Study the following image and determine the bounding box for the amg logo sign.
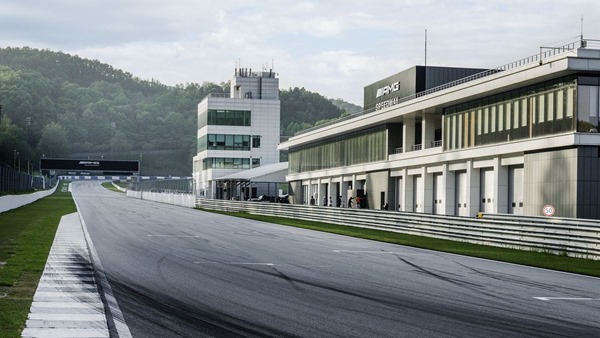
[79,161,100,166]
[375,81,400,98]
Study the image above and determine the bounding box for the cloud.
[1,0,599,105]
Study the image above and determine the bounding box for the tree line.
[0,47,361,175]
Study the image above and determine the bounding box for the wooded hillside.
[0,47,361,175]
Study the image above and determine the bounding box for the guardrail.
[0,166,51,193]
[0,183,58,213]
[196,199,600,260]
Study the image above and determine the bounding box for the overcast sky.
[1,1,598,106]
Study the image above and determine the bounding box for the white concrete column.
[318,178,326,205]
[423,113,436,149]
[326,177,333,206]
[404,171,414,212]
[495,157,509,214]
[397,169,406,211]
[444,164,456,215]
[339,175,345,207]
[403,116,416,152]
[423,167,434,214]
[467,160,480,217]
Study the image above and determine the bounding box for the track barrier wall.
[196,199,600,260]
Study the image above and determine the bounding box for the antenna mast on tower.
[424,29,428,67]
[581,15,584,40]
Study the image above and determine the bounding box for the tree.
[0,115,27,166]
[37,122,69,158]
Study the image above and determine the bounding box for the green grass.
[101,181,125,193]
[198,208,600,278]
[0,182,76,338]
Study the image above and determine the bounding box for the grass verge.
[0,181,76,338]
[198,208,600,278]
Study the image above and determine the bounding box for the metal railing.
[196,199,600,260]
[0,166,52,193]
[431,140,442,148]
[206,93,230,98]
[295,38,587,137]
[411,144,422,151]
[129,178,194,194]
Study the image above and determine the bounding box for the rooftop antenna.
[424,29,428,88]
[580,15,587,48]
[424,29,428,67]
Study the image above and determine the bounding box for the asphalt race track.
[71,181,600,337]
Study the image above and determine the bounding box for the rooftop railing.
[295,38,590,136]
[205,92,230,98]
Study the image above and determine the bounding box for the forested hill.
[0,47,362,175]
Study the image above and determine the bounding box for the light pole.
[25,116,31,147]
[138,153,142,182]
[111,122,116,159]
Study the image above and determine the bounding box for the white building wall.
[193,73,281,198]
[280,46,600,218]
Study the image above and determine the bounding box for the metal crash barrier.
[196,199,600,260]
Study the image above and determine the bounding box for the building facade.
[193,68,280,199]
[279,39,600,219]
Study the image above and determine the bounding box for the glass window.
[207,110,251,126]
[567,87,574,118]
[521,98,528,127]
[483,108,489,134]
[234,135,243,149]
[242,135,250,150]
[513,100,520,129]
[538,94,545,123]
[225,135,234,150]
[252,135,261,148]
[198,135,207,152]
[198,111,207,129]
[216,134,225,149]
[205,134,251,151]
[289,125,386,173]
[233,158,242,169]
[442,77,577,150]
[477,109,482,135]
[498,104,504,131]
[556,90,564,119]
[577,85,600,131]
[457,114,463,149]
[505,102,512,130]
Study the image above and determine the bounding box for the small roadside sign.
[542,205,555,217]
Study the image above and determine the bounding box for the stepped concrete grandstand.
[279,37,600,219]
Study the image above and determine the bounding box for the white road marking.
[147,234,200,238]
[534,297,598,301]
[194,261,274,266]
[77,203,133,338]
[22,212,110,338]
[333,250,395,254]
